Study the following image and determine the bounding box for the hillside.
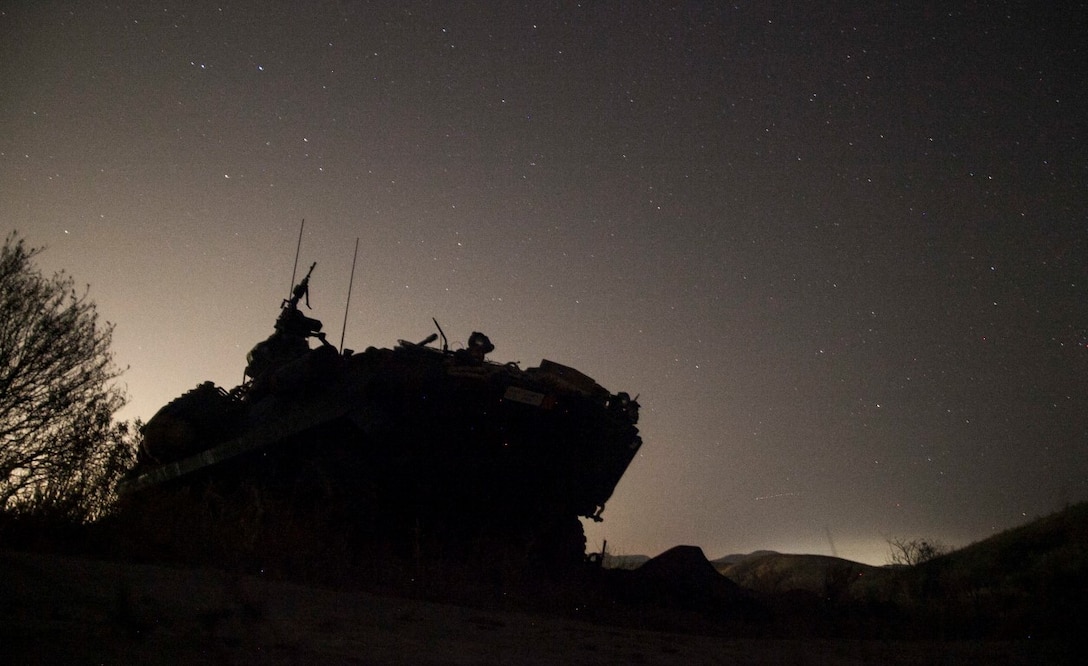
[1,503,1084,661]
[714,552,884,599]
[0,548,1062,665]
[607,503,1088,646]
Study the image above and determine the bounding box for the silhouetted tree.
[886,537,948,566]
[0,232,133,522]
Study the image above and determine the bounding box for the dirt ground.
[0,550,1063,665]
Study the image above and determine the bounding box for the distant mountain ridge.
[604,549,784,570]
[602,501,1088,611]
[710,550,781,567]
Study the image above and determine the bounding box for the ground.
[0,550,1063,665]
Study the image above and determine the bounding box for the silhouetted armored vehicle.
[120,262,642,574]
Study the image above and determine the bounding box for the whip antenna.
[287,218,305,298]
[339,237,360,353]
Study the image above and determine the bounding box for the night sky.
[3,2,1086,564]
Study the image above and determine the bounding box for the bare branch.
[886,536,949,566]
[0,231,134,521]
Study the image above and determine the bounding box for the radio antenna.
[339,237,360,353]
[432,317,449,352]
[288,218,305,297]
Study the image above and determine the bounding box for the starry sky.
[3,2,1086,565]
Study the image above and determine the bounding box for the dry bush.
[886,537,948,567]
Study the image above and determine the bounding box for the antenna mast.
[288,218,305,297]
[339,237,360,353]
